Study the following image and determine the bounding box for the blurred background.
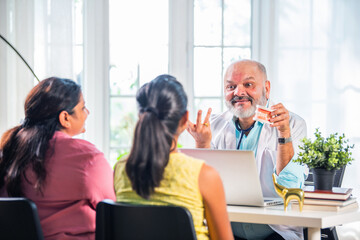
[1,1,360,238]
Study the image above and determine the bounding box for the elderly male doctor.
[188,59,307,240]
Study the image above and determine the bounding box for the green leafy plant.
[294,128,354,170]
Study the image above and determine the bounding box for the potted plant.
[294,128,354,190]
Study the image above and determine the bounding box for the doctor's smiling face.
[224,60,270,119]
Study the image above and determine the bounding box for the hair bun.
[143,107,159,118]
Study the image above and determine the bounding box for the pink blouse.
[22,131,116,240]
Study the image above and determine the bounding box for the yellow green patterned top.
[114,152,209,240]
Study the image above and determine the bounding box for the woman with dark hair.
[114,75,233,240]
[0,77,115,240]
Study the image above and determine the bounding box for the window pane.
[194,98,223,115]
[224,0,251,46]
[109,0,168,95]
[138,45,168,87]
[109,62,139,96]
[194,47,222,97]
[110,97,137,148]
[194,0,222,46]
[223,47,251,72]
[109,0,169,153]
[109,148,129,169]
[193,0,252,104]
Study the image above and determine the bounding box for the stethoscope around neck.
[235,119,255,150]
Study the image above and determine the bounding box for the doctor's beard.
[225,88,267,119]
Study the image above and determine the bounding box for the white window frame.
[169,0,257,119]
[0,0,268,159]
[82,0,110,157]
[168,0,195,118]
[92,0,259,156]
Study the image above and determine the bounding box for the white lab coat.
[210,107,307,240]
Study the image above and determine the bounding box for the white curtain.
[0,0,108,154]
[263,0,360,195]
[0,0,35,135]
[33,0,74,80]
[0,0,74,134]
[256,0,360,237]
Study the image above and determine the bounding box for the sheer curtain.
[0,0,109,154]
[0,0,78,134]
[33,0,76,80]
[256,0,360,237]
[0,0,35,135]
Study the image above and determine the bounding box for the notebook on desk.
[178,148,283,207]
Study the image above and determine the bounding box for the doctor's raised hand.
[269,103,294,174]
[269,103,291,136]
[187,108,212,148]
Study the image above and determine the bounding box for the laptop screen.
[178,148,282,206]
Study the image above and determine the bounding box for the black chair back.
[96,199,197,240]
[0,197,44,240]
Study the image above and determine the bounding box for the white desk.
[227,204,360,240]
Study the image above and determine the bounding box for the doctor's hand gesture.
[187,108,212,148]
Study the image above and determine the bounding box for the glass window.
[194,0,222,46]
[107,0,251,155]
[193,0,252,116]
[193,47,222,97]
[109,0,169,162]
[223,0,251,46]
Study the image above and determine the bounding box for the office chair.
[96,199,197,240]
[303,167,346,240]
[0,197,44,240]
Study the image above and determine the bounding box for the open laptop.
[178,148,283,207]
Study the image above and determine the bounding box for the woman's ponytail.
[126,75,187,199]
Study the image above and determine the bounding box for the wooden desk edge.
[227,205,360,228]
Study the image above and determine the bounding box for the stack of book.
[292,186,358,211]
